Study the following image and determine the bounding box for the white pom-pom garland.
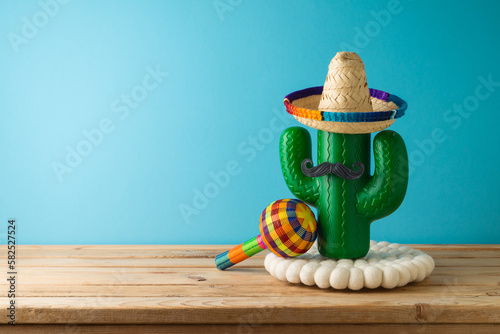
[265,241,435,290]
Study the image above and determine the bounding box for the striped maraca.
[215,199,317,270]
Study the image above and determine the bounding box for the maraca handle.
[215,235,266,270]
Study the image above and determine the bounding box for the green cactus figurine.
[280,52,409,259]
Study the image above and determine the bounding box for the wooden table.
[0,245,499,333]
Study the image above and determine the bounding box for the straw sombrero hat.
[284,52,407,134]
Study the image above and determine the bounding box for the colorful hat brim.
[284,87,407,123]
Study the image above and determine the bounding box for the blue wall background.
[1,0,499,245]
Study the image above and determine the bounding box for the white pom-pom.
[393,263,411,287]
[363,265,382,289]
[354,259,368,267]
[286,259,307,283]
[348,267,364,290]
[300,253,314,260]
[300,262,321,286]
[336,264,354,271]
[311,254,324,261]
[320,259,337,268]
[264,241,435,290]
[269,257,283,277]
[314,265,334,289]
[381,247,393,254]
[275,260,292,281]
[400,260,418,282]
[412,259,428,282]
[264,253,274,272]
[415,255,435,276]
[428,256,435,272]
[381,266,399,289]
[330,267,350,289]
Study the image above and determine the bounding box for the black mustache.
[301,159,364,180]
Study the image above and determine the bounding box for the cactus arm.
[356,130,408,222]
[279,127,320,206]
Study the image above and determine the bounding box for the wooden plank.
[419,275,500,286]
[3,266,499,283]
[433,258,500,266]
[0,244,498,326]
[6,248,499,260]
[7,256,500,268]
[424,250,500,258]
[14,245,231,250]
[410,245,500,251]
[4,257,264,268]
[2,249,230,259]
[14,247,500,262]
[1,274,498,290]
[432,267,500,274]
[0,324,498,334]
[1,296,498,324]
[6,274,500,289]
[11,284,500,298]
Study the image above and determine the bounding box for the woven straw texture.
[318,52,372,113]
[264,241,435,290]
[294,52,396,133]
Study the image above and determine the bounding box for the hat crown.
[318,52,373,113]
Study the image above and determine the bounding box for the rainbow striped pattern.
[283,86,407,123]
[215,199,318,270]
[215,235,266,271]
[259,199,317,257]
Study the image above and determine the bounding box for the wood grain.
[5,256,500,267]
[0,245,498,329]
[0,324,499,334]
